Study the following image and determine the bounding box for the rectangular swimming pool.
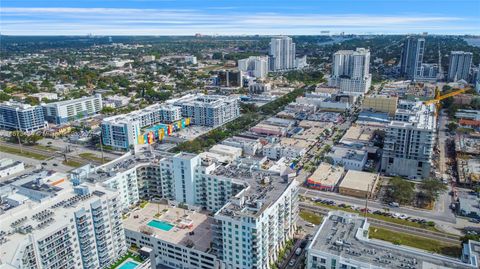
[147,219,174,231]
[118,261,139,269]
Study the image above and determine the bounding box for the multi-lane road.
[299,203,461,244]
[300,187,456,224]
[0,140,108,168]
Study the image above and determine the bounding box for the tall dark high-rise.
[400,36,425,80]
[448,51,473,82]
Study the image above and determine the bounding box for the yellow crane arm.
[423,88,467,105]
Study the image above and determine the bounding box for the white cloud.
[0,7,477,35]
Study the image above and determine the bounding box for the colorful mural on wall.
[137,118,190,145]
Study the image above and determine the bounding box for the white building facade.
[381,102,436,180]
[0,183,126,269]
[328,48,372,95]
[238,56,269,78]
[42,94,103,125]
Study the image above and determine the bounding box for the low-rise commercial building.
[251,123,288,137]
[209,144,243,161]
[339,125,377,148]
[455,109,480,121]
[30,92,59,101]
[103,95,130,108]
[362,94,398,116]
[338,170,378,198]
[306,163,344,191]
[306,211,480,269]
[222,136,262,156]
[326,146,368,171]
[263,138,311,160]
[0,158,24,178]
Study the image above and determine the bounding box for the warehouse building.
[338,170,379,198]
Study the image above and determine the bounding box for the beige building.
[339,170,379,198]
[363,95,398,116]
[306,163,345,191]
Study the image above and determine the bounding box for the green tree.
[446,122,458,133]
[418,178,448,206]
[101,106,116,115]
[385,177,415,205]
[25,134,42,145]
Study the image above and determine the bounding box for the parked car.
[469,218,480,224]
[389,202,400,207]
[289,259,296,267]
[295,247,302,256]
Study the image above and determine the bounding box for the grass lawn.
[299,210,323,225]
[108,252,143,269]
[313,202,440,232]
[139,201,149,208]
[62,160,83,168]
[369,227,461,257]
[0,145,49,160]
[78,152,109,163]
[34,145,58,152]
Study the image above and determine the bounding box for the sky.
[1,0,480,36]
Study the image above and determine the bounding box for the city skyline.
[1,0,480,35]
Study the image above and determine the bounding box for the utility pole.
[99,133,105,164]
[16,132,23,154]
[364,184,370,219]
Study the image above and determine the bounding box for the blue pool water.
[147,219,174,231]
[118,261,139,269]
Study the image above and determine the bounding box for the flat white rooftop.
[123,203,214,252]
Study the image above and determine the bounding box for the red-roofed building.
[459,119,480,130]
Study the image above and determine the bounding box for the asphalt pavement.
[300,187,457,223]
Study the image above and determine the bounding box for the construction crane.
[423,87,468,115]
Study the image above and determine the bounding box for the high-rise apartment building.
[0,173,125,268]
[42,94,103,125]
[101,104,181,149]
[0,101,47,132]
[101,94,239,150]
[306,211,480,269]
[217,70,244,87]
[269,36,296,71]
[400,36,425,80]
[75,149,299,269]
[381,101,436,180]
[238,56,269,78]
[328,48,372,94]
[171,94,240,127]
[448,51,473,82]
[418,63,439,82]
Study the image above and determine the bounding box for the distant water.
[318,37,353,46]
[464,38,480,47]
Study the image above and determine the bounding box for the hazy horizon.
[1,0,479,36]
